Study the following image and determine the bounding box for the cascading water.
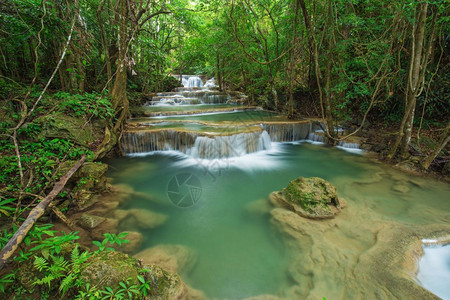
[185,76,204,88]
[121,129,272,159]
[150,75,232,106]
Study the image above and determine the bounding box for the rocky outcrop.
[35,113,102,147]
[58,161,109,211]
[270,177,344,219]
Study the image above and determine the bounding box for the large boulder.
[270,177,343,219]
[79,251,140,290]
[35,112,101,146]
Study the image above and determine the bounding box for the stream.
[106,76,450,299]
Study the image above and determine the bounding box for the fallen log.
[0,155,87,271]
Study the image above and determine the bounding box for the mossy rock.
[35,112,100,146]
[270,177,343,219]
[146,265,188,300]
[79,251,140,290]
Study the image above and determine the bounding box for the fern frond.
[33,256,48,272]
[60,273,75,295]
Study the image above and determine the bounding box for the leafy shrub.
[54,92,114,120]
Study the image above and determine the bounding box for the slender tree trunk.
[388,3,428,159]
[111,0,129,133]
[97,0,112,90]
[216,53,223,91]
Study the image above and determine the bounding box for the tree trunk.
[0,155,86,271]
[421,122,450,170]
[388,2,428,159]
[111,0,129,133]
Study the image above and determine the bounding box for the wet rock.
[112,209,130,221]
[392,183,410,194]
[120,209,168,230]
[74,191,98,211]
[117,231,143,254]
[245,198,272,215]
[134,244,196,274]
[78,213,106,229]
[146,265,206,300]
[80,251,140,290]
[270,177,343,219]
[91,218,119,241]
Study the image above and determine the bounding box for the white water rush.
[417,243,450,300]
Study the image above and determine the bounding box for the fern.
[33,256,48,272]
[60,273,75,296]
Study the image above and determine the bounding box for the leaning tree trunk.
[421,122,450,170]
[388,2,428,160]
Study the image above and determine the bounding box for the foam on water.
[336,146,364,154]
[417,244,450,300]
[126,142,285,171]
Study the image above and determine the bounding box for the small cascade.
[121,130,198,154]
[338,141,360,149]
[308,132,325,143]
[121,129,272,159]
[204,77,216,87]
[150,76,231,106]
[264,123,314,142]
[185,76,204,87]
[188,131,271,159]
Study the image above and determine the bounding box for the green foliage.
[92,232,130,252]
[0,227,149,299]
[54,92,114,120]
[0,197,16,216]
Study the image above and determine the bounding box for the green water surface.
[106,143,450,299]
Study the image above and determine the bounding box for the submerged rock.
[91,218,119,241]
[117,231,143,254]
[78,213,106,229]
[120,208,168,230]
[270,177,343,219]
[134,244,196,274]
[245,198,272,215]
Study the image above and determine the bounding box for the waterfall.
[308,132,325,143]
[122,130,272,159]
[204,77,216,87]
[149,90,230,106]
[185,76,204,87]
[338,141,360,149]
[264,123,316,142]
[121,130,197,154]
[188,131,271,159]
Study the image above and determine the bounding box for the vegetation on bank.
[0,0,449,298]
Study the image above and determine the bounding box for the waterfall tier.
[122,121,320,158]
[121,129,272,159]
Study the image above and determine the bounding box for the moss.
[35,112,101,146]
[80,251,140,290]
[272,176,342,219]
